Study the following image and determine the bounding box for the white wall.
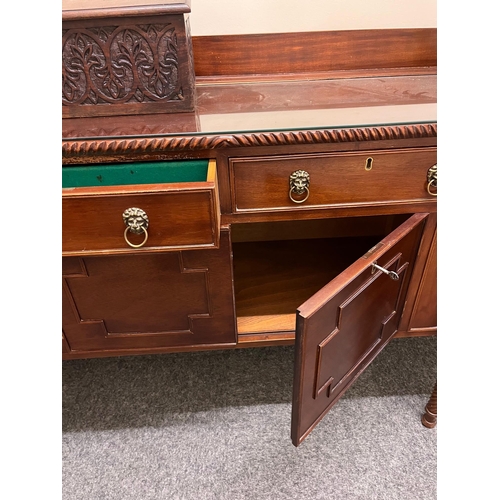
[189,0,437,36]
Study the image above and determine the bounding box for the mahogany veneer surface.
[407,226,437,332]
[192,29,436,77]
[61,24,437,445]
[233,236,381,318]
[62,160,220,255]
[63,227,236,356]
[62,74,436,138]
[231,148,437,213]
[291,214,427,445]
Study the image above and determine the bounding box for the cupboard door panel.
[291,213,427,446]
[407,229,437,333]
[62,228,236,358]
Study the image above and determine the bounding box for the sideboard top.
[62,73,437,140]
[62,73,436,159]
[61,19,436,157]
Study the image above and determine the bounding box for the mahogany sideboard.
[62,18,437,445]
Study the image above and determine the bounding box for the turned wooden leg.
[421,382,437,428]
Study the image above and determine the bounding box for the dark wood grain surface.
[407,224,437,333]
[291,213,427,445]
[397,213,437,336]
[62,160,219,255]
[61,26,437,368]
[63,74,436,139]
[230,148,437,213]
[193,29,436,77]
[63,227,236,357]
[233,236,381,318]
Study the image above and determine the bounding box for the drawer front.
[62,160,220,255]
[230,148,437,212]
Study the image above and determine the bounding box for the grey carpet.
[62,336,437,500]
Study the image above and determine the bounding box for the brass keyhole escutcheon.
[427,164,437,196]
[365,157,374,171]
[122,207,149,248]
[289,170,310,204]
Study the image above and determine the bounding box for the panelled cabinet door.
[291,213,428,446]
[407,227,437,334]
[62,228,236,358]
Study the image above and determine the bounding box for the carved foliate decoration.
[62,24,183,107]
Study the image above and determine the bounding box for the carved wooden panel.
[291,214,427,446]
[62,228,236,357]
[62,14,195,118]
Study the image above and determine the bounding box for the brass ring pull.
[289,170,310,204]
[289,186,310,204]
[427,180,437,197]
[427,164,437,197]
[122,207,149,249]
[123,226,149,248]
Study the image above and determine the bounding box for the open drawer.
[231,213,429,445]
[62,159,220,255]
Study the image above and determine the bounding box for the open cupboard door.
[291,213,428,446]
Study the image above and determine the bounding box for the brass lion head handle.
[289,170,310,204]
[122,207,149,248]
[427,165,437,196]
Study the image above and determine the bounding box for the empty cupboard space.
[232,214,411,336]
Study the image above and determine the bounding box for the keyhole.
[365,157,374,171]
